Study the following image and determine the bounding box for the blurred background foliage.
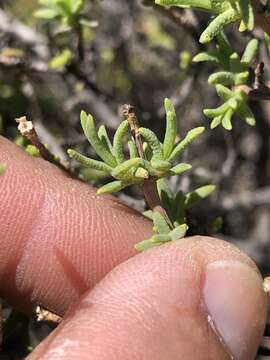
[0,0,270,358]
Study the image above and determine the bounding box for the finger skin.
[28,237,267,360]
[0,136,152,315]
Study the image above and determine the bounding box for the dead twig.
[15,116,68,172]
[36,306,62,324]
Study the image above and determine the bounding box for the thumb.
[27,237,267,360]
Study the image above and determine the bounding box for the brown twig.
[15,116,68,172]
[235,62,270,101]
[122,104,144,158]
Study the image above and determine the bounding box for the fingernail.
[203,260,267,360]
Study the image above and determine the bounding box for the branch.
[251,0,270,38]
[15,116,68,172]
[122,105,173,226]
[237,63,270,101]
[221,186,270,210]
[153,5,201,40]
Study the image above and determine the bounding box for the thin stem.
[16,116,68,172]
[76,24,84,62]
[251,0,270,37]
[122,105,173,226]
[235,63,270,100]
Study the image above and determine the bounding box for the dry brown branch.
[15,116,69,172]
[36,306,62,324]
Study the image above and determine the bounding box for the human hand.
[0,136,267,359]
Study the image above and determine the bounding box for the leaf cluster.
[34,0,94,29]
[193,33,258,130]
[154,0,255,43]
[136,181,215,250]
[68,99,205,195]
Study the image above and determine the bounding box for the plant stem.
[76,24,84,62]
[251,0,270,37]
[15,116,68,172]
[123,105,173,226]
[236,63,270,100]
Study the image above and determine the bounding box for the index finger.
[0,136,152,315]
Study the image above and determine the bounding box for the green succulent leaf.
[169,163,192,175]
[208,71,249,86]
[199,9,239,44]
[153,212,171,234]
[169,127,205,161]
[192,51,220,63]
[238,0,254,31]
[98,125,114,154]
[26,145,40,157]
[134,238,157,251]
[67,149,112,174]
[72,0,84,14]
[216,31,233,57]
[143,210,154,221]
[152,234,172,242]
[215,84,234,100]
[135,167,149,179]
[237,103,256,126]
[113,120,129,164]
[204,102,230,117]
[229,53,243,73]
[185,185,216,209]
[128,140,139,159]
[34,8,59,19]
[97,180,129,195]
[151,159,171,172]
[154,0,213,11]
[80,111,117,167]
[221,108,233,130]
[210,116,222,129]
[172,190,186,224]
[169,224,188,240]
[163,98,177,159]
[111,158,142,180]
[159,191,174,221]
[241,39,259,66]
[139,127,163,160]
[49,48,73,69]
